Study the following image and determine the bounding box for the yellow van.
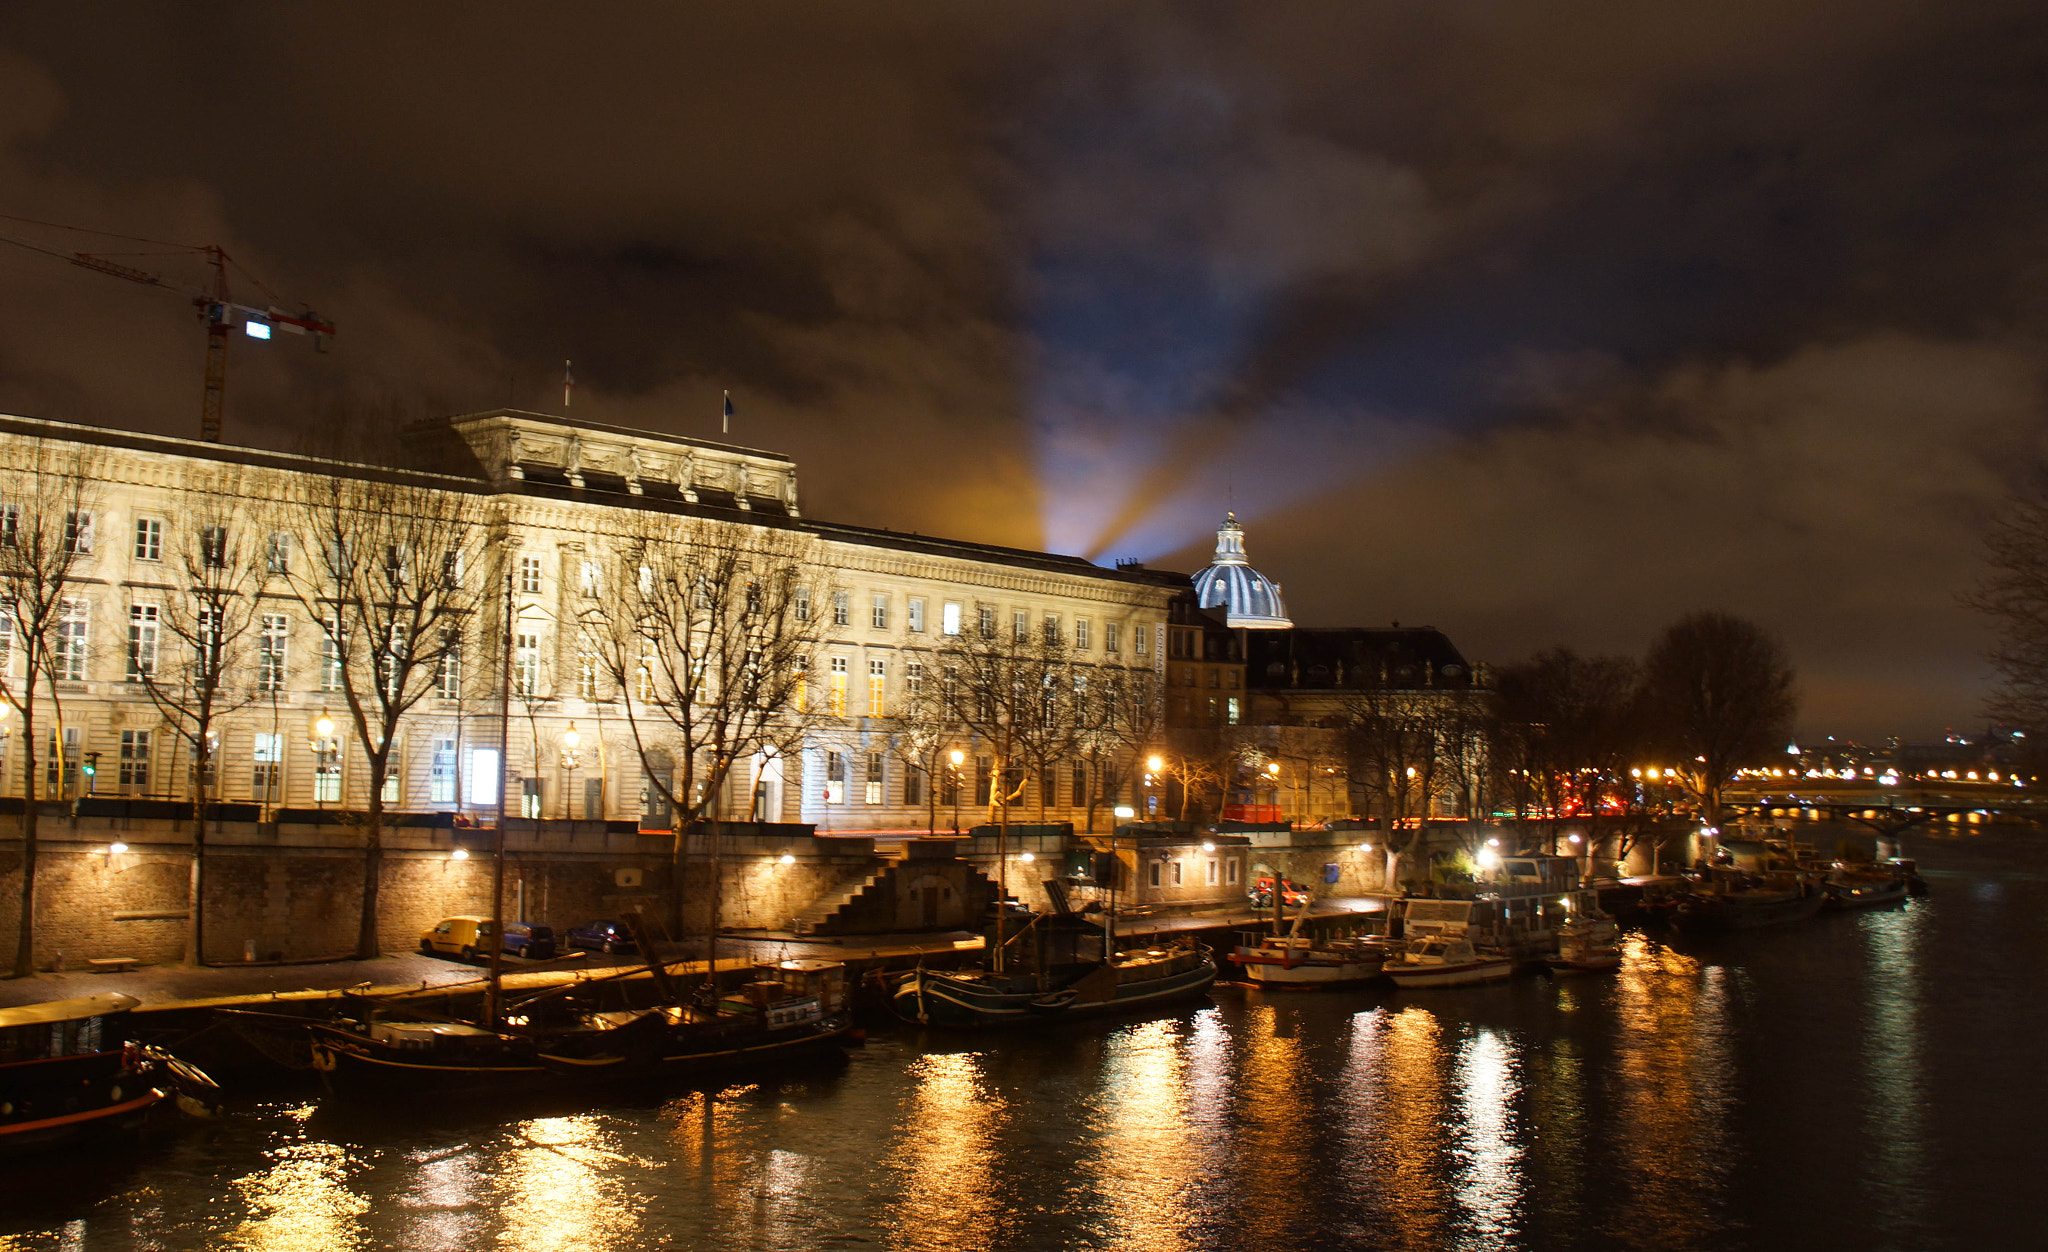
[419,916,494,962]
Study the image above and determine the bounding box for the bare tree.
[132,470,273,964]
[886,650,955,834]
[937,619,1080,970]
[581,517,823,943]
[1076,660,1164,833]
[1973,476,2048,732]
[1340,686,1450,887]
[284,466,483,960]
[1491,648,1643,853]
[0,440,101,978]
[1639,611,1797,834]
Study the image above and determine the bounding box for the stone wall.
[0,814,881,969]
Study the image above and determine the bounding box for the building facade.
[0,410,1178,834]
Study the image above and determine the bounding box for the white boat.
[1546,917,1622,974]
[1229,935,1392,989]
[1385,938,1514,988]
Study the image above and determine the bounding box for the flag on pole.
[564,360,575,410]
[722,389,733,435]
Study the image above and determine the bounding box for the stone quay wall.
[0,812,881,969]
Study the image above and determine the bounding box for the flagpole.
[722,389,731,436]
[564,360,574,410]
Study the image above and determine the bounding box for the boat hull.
[1824,880,1909,909]
[1675,888,1828,932]
[1229,945,1387,989]
[1385,958,1515,989]
[892,956,1216,1029]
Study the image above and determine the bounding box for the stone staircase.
[790,840,1003,936]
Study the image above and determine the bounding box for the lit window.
[828,657,848,715]
[869,659,886,716]
[468,748,500,806]
[865,752,883,804]
[1227,697,1240,725]
[314,739,343,804]
[942,602,961,636]
[908,598,925,632]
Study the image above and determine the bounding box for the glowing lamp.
[1358,842,1372,853]
[451,847,469,861]
[1266,763,1279,777]
[1476,849,1500,869]
[1147,755,1164,773]
[949,748,965,766]
[314,712,335,739]
[1568,834,1583,844]
[779,853,795,865]
[1486,837,1500,848]
[1020,851,1035,863]
[108,842,128,855]
[1201,841,1216,852]
[1113,805,1135,819]
[562,723,581,750]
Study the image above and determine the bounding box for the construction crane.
[0,213,336,442]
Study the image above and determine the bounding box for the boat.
[891,942,1216,1028]
[1384,937,1515,988]
[1546,915,1623,974]
[1,992,219,1151]
[301,956,852,1098]
[1823,863,1910,909]
[1229,933,1392,989]
[1673,870,1828,931]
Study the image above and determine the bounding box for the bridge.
[1724,778,2047,837]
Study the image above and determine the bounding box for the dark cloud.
[1,2,2045,737]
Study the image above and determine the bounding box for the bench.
[87,956,139,973]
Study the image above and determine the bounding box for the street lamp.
[559,722,582,820]
[1146,754,1164,819]
[312,710,337,810]
[949,748,965,834]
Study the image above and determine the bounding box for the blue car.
[501,922,556,960]
[566,920,636,955]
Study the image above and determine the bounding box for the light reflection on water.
[3,831,2040,1251]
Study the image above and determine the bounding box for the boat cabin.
[720,958,848,1027]
[0,993,138,1066]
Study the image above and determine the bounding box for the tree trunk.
[10,716,37,979]
[187,730,208,966]
[356,781,385,961]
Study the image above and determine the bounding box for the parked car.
[1249,877,1312,910]
[566,919,637,955]
[501,922,556,960]
[419,916,493,962]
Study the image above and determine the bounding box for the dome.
[1192,513,1292,629]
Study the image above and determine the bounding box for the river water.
[2,824,2041,1251]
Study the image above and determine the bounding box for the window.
[908,598,925,632]
[1075,619,1090,650]
[55,599,88,681]
[46,727,79,795]
[1227,697,1240,725]
[1208,668,1220,688]
[437,633,462,699]
[1206,859,1219,886]
[320,617,343,692]
[127,604,159,681]
[579,560,600,597]
[382,760,402,804]
[314,739,342,803]
[514,633,541,697]
[1135,625,1150,656]
[1228,858,1240,885]
[940,765,960,806]
[904,767,925,806]
[1172,861,1184,886]
[262,532,290,577]
[63,510,92,556]
[576,648,599,700]
[1105,623,1120,654]
[201,525,228,570]
[905,660,925,692]
[379,625,408,699]
[635,651,656,702]
[975,755,992,806]
[868,659,886,716]
[942,602,961,636]
[429,738,457,804]
[824,751,845,804]
[795,586,811,622]
[119,730,150,790]
[468,748,500,806]
[133,518,163,562]
[1071,762,1087,806]
[1149,861,1161,888]
[0,611,14,678]
[832,591,850,627]
[518,555,542,593]
[978,606,996,638]
[1012,610,1029,643]
[0,502,17,547]
[253,732,282,799]
[871,593,889,630]
[865,752,884,804]
[1043,616,1060,646]
[827,657,848,715]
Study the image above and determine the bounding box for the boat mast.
[484,567,514,1028]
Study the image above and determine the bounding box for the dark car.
[566,920,637,955]
[501,922,556,960]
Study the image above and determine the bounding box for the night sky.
[3,3,2045,741]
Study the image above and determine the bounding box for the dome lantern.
[1192,512,1291,629]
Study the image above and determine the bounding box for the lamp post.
[949,748,965,835]
[1266,760,1281,822]
[559,722,582,820]
[1146,754,1164,820]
